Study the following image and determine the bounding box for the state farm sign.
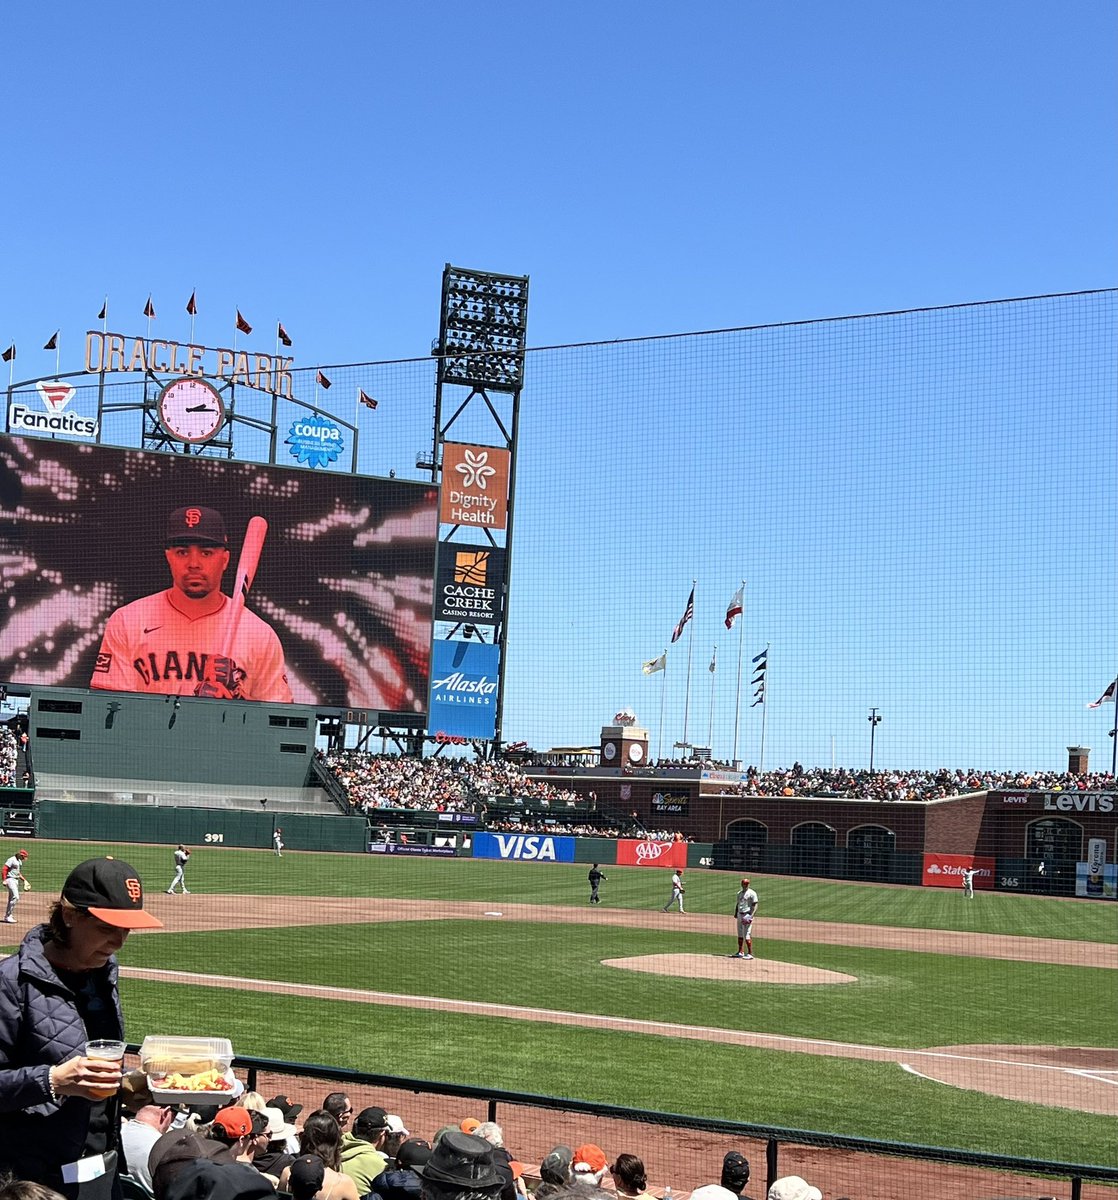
[923,853,996,889]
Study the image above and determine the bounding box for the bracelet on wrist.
[48,1066,61,1104]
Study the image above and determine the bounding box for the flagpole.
[189,289,196,345]
[101,298,108,335]
[658,650,667,763]
[732,580,744,767]
[54,335,60,379]
[759,641,770,773]
[707,647,716,752]
[681,579,696,751]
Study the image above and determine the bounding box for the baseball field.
[3,839,1116,1177]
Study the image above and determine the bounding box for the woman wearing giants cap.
[0,856,163,1199]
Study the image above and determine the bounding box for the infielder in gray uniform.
[3,849,29,923]
[661,868,686,913]
[167,844,191,894]
[732,876,758,958]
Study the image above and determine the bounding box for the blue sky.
[1,3,1115,772]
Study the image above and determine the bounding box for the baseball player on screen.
[90,506,293,703]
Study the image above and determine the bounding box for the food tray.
[148,1069,243,1106]
[139,1035,233,1076]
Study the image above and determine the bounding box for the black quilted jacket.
[0,923,124,1188]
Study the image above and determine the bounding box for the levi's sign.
[1043,793,1114,813]
[472,832,575,862]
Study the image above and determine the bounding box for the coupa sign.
[472,832,575,862]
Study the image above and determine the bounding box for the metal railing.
[217,1051,1118,1200]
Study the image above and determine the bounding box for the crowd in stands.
[0,729,17,788]
[734,764,1116,801]
[56,1077,835,1200]
[324,750,1115,835]
[325,752,583,814]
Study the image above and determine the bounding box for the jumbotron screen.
[0,436,438,711]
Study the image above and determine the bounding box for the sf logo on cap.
[184,508,203,528]
[126,878,143,902]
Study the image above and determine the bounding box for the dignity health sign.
[428,639,500,739]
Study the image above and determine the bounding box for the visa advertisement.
[427,640,500,739]
[616,839,688,869]
[472,832,576,862]
[922,853,996,889]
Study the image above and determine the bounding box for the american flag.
[671,586,694,644]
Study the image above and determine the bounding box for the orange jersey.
[91,588,292,702]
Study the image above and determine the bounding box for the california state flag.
[725,584,744,630]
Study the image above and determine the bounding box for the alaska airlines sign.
[85,330,295,397]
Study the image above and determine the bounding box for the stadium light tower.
[868,707,882,773]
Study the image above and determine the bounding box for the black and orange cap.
[62,857,163,929]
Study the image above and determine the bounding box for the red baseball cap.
[211,1107,253,1139]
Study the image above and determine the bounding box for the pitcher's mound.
[603,953,857,984]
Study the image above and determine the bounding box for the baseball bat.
[219,516,268,662]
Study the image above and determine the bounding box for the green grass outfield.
[3,839,1116,1167]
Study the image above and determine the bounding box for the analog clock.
[157,378,226,443]
[602,742,617,761]
[627,742,645,763]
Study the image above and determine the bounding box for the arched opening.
[847,824,895,882]
[791,821,838,878]
[724,818,768,872]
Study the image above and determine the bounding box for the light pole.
[868,707,882,773]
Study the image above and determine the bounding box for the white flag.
[1087,678,1117,708]
[642,654,666,675]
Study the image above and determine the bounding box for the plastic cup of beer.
[85,1039,126,1099]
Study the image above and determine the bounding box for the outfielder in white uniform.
[3,849,29,923]
[90,506,292,703]
[661,868,686,913]
[167,845,191,894]
[273,827,284,857]
[733,877,758,958]
[961,867,976,899]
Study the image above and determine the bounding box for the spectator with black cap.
[0,856,162,1199]
[147,1129,235,1200]
[340,1106,390,1194]
[533,1147,572,1200]
[368,1138,433,1200]
[720,1153,753,1200]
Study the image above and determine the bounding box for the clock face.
[158,378,226,443]
[627,742,645,763]
[602,742,617,761]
